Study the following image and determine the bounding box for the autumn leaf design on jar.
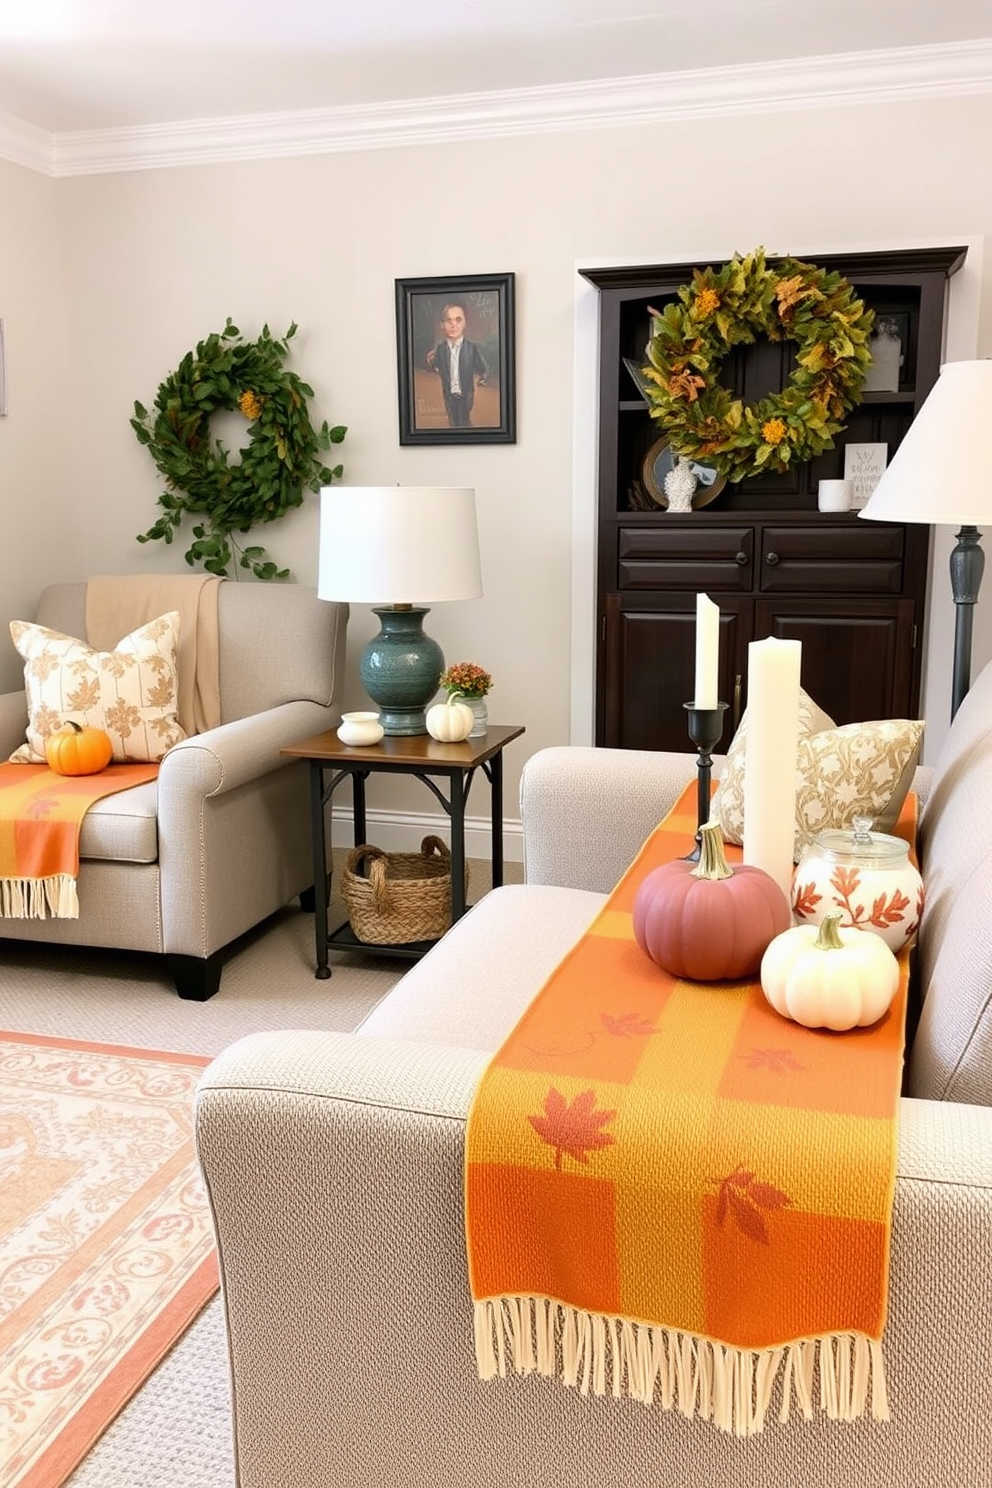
[791,815,924,954]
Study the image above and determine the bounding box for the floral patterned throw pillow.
[9,612,185,764]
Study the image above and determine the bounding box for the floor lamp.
[859,359,992,720]
[317,486,483,735]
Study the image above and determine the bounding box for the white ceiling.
[1,0,991,135]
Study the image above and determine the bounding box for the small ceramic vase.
[791,815,923,953]
[337,711,384,746]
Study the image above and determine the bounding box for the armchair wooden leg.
[168,952,223,1001]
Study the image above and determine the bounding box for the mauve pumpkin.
[633,819,792,981]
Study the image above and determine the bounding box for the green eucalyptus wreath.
[642,248,874,484]
[132,318,346,579]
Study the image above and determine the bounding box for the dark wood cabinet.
[581,247,966,751]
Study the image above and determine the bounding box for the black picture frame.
[395,273,516,445]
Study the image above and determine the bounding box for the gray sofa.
[0,581,347,997]
[196,660,992,1487]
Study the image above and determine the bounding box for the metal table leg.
[450,769,467,921]
[489,751,504,889]
[310,762,331,980]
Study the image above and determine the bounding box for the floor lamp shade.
[317,486,483,734]
[859,359,992,718]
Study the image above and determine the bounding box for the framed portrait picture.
[395,273,516,445]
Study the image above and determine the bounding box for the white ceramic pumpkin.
[759,910,900,1031]
[426,691,474,743]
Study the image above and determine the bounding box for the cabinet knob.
[735,551,748,566]
[766,551,780,566]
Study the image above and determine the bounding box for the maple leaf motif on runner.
[710,1163,791,1244]
[742,1047,804,1075]
[27,797,58,819]
[600,1011,656,1037]
[791,879,821,919]
[528,1088,616,1171]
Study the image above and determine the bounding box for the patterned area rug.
[0,1032,219,1488]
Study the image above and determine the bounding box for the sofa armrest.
[911,762,936,813]
[520,745,702,891]
[196,1030,992,1488]
[0,689,27,760]
[159,698,336,802]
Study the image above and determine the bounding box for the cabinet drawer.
[618,526,753,591]
[758,525,904,594]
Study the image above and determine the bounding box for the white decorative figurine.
[663,456,698,512]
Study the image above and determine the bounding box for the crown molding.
[0,110,55,174]
[2,39,991,178]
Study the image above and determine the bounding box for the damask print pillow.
[792,718,924,855]
[711,687,835,849]
[9,612,185,764]
[712,691,923,861]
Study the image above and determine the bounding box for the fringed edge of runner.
[473,1297,889,1436]
[0,874,79,919]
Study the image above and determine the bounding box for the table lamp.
[859,359,992,719]
[317,485,482,735]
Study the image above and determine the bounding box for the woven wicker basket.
[341,835,467,946]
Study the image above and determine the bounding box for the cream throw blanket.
[85,575,222,736]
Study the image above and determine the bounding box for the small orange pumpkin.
[45,721,113,776]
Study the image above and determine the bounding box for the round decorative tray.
[642,437,726,510]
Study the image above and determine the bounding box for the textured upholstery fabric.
[198,1032,992,1488]
[78,780,159,862]
[908,660,992,1102]
[0,582,348,986]
[195,660,992,1485]
[358,884,606,1049]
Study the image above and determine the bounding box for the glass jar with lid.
[791,815,923,953]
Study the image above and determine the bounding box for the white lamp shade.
[317,486,482,604]
[859,359,992,528]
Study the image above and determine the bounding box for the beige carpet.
[0,855,520,1487]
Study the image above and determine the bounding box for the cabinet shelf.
[581,247,966,751]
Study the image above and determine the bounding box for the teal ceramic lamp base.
[359,606,444,735]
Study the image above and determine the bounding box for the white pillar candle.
[694,594,720,709]
[742,637,802,901]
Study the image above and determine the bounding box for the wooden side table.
[280,725,525,978]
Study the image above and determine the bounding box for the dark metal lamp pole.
[859,360,992,724]
[950,526,985,720]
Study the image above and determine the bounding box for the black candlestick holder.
[683,702,729,860]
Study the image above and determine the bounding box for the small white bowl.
[337,711,384,746]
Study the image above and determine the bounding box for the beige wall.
[2,92,991,839]
[0,160,75,644]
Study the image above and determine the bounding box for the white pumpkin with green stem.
[425,691,474,743]
[759,910,900,1031]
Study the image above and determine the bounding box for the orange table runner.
[0,762,159,918]
[465,782,911,1436]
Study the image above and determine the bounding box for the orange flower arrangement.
[439,662,492,700]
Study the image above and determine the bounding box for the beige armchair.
[0,580,347,998]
